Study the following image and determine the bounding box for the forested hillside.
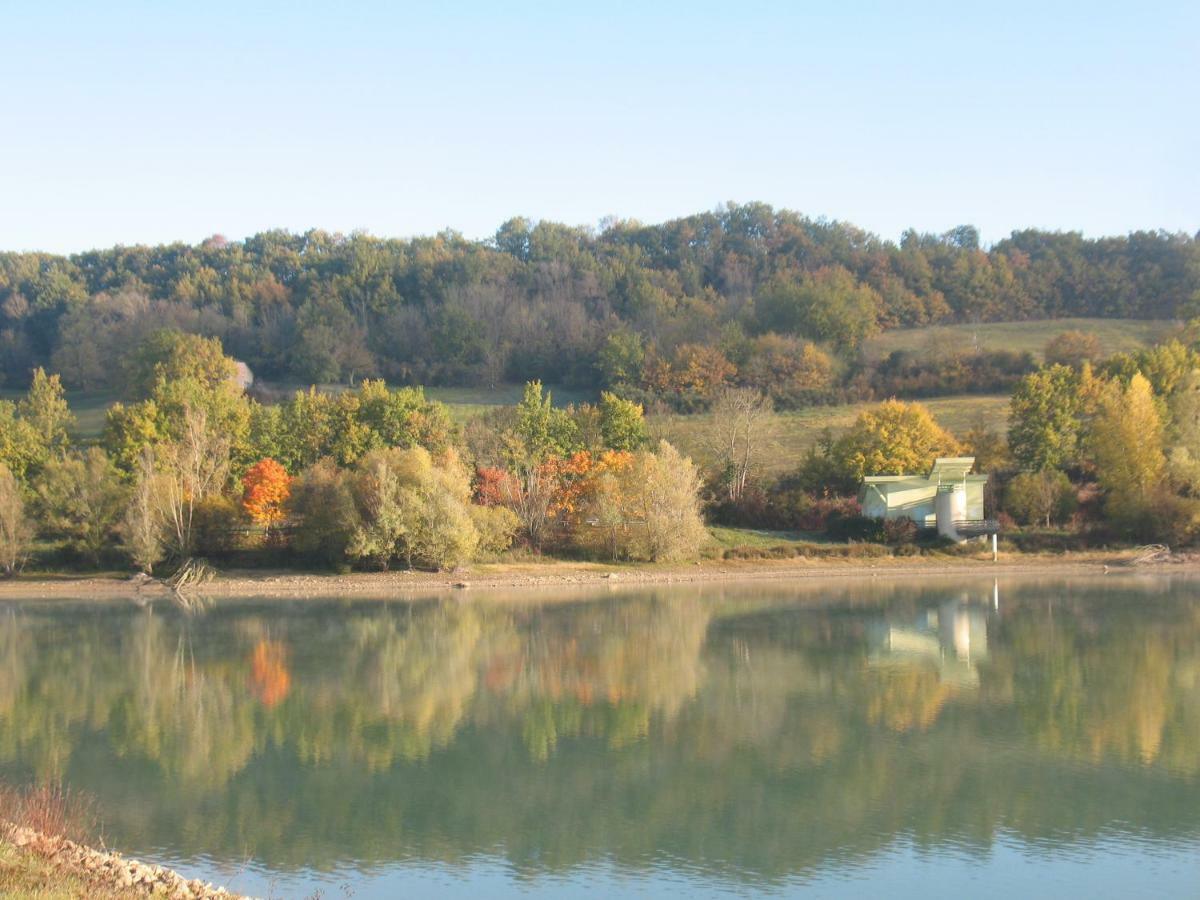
[1,204,1196,403]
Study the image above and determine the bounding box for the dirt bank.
[0,549,1194,601]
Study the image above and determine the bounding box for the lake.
[0,575,1198,898]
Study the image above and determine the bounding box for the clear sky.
[2,1,1196,254]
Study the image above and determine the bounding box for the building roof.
[861,457,985,487]
[929,456,975,482]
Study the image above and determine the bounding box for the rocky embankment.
[4,824,243,898]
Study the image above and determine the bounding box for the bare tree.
[160,406,232,557]
[0,464,32,576]
[121,447,166,574]
[704,387,776,503]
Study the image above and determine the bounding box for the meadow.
[649,394,1009,478]
[862,317,1174,362]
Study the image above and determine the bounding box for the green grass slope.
[863,317,1174,362]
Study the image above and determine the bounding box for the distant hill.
[2,204,1194,406]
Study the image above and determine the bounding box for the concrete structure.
[858,457,987,539]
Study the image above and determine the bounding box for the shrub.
[882,516,919,545]
[470,504,521,556]
[288,459,357,567]
[826,512,886,543]
[191,495,245,557]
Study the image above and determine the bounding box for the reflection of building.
[868,596,990,687]
[859,457,988,541]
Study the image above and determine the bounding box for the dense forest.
[2,204,1196,404]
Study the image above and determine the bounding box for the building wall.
[864,478,986,528]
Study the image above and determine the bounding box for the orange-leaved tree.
[241,458,293,529]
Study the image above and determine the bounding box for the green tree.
[123,330,236,399]
[354,380,455,454]
[598,330,645,389]
[1005,470,1077,527]
[103,400,166,475]
[288,458,358,567]
[17,368,73,456]
[348,447,479,570]
[1008,365,1084,471]
[33,448,126,563]
[755,267,880,351]
[598,392,648,452]
[511,381,578,464]
[0,401,43,482]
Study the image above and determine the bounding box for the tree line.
[2,204,1195,409]
[4,322,1200,577]
[0,331,707,574]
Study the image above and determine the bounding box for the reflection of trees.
[0,580,1196,882]
[989,599,1200,772]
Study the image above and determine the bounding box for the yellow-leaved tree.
[834,400,961,482]
[1089,373,1167,532]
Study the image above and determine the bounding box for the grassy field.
[0,390,117,441]
[650,393,1009,478]
[862,317,1174,363]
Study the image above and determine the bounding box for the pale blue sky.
[1,1,1196,253]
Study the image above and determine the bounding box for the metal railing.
[952,519,1000,537]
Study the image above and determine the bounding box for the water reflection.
[0,577,1197,893]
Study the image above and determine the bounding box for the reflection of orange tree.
[249,639,291,707]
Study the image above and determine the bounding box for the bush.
[470,504,521,556]
[191,495,245,557]
[826,512,886,543]
[882,516,919,545]
[288,459,357,567]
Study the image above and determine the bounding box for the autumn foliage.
[241,458,293,528]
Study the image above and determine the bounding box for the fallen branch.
[1130,544,1171,565]
[166,559,217,611]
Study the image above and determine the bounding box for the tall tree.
[1008,365,1084,471]
[1089,373,1167,530]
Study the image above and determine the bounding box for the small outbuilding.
[859,457,988,541]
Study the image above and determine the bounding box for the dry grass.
[0,783,113,900]
[0,784,96,845]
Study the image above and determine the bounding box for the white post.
[992,533,998,562]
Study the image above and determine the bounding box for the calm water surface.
[1,575,1198,898]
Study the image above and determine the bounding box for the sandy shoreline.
[0,551,1194,601]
